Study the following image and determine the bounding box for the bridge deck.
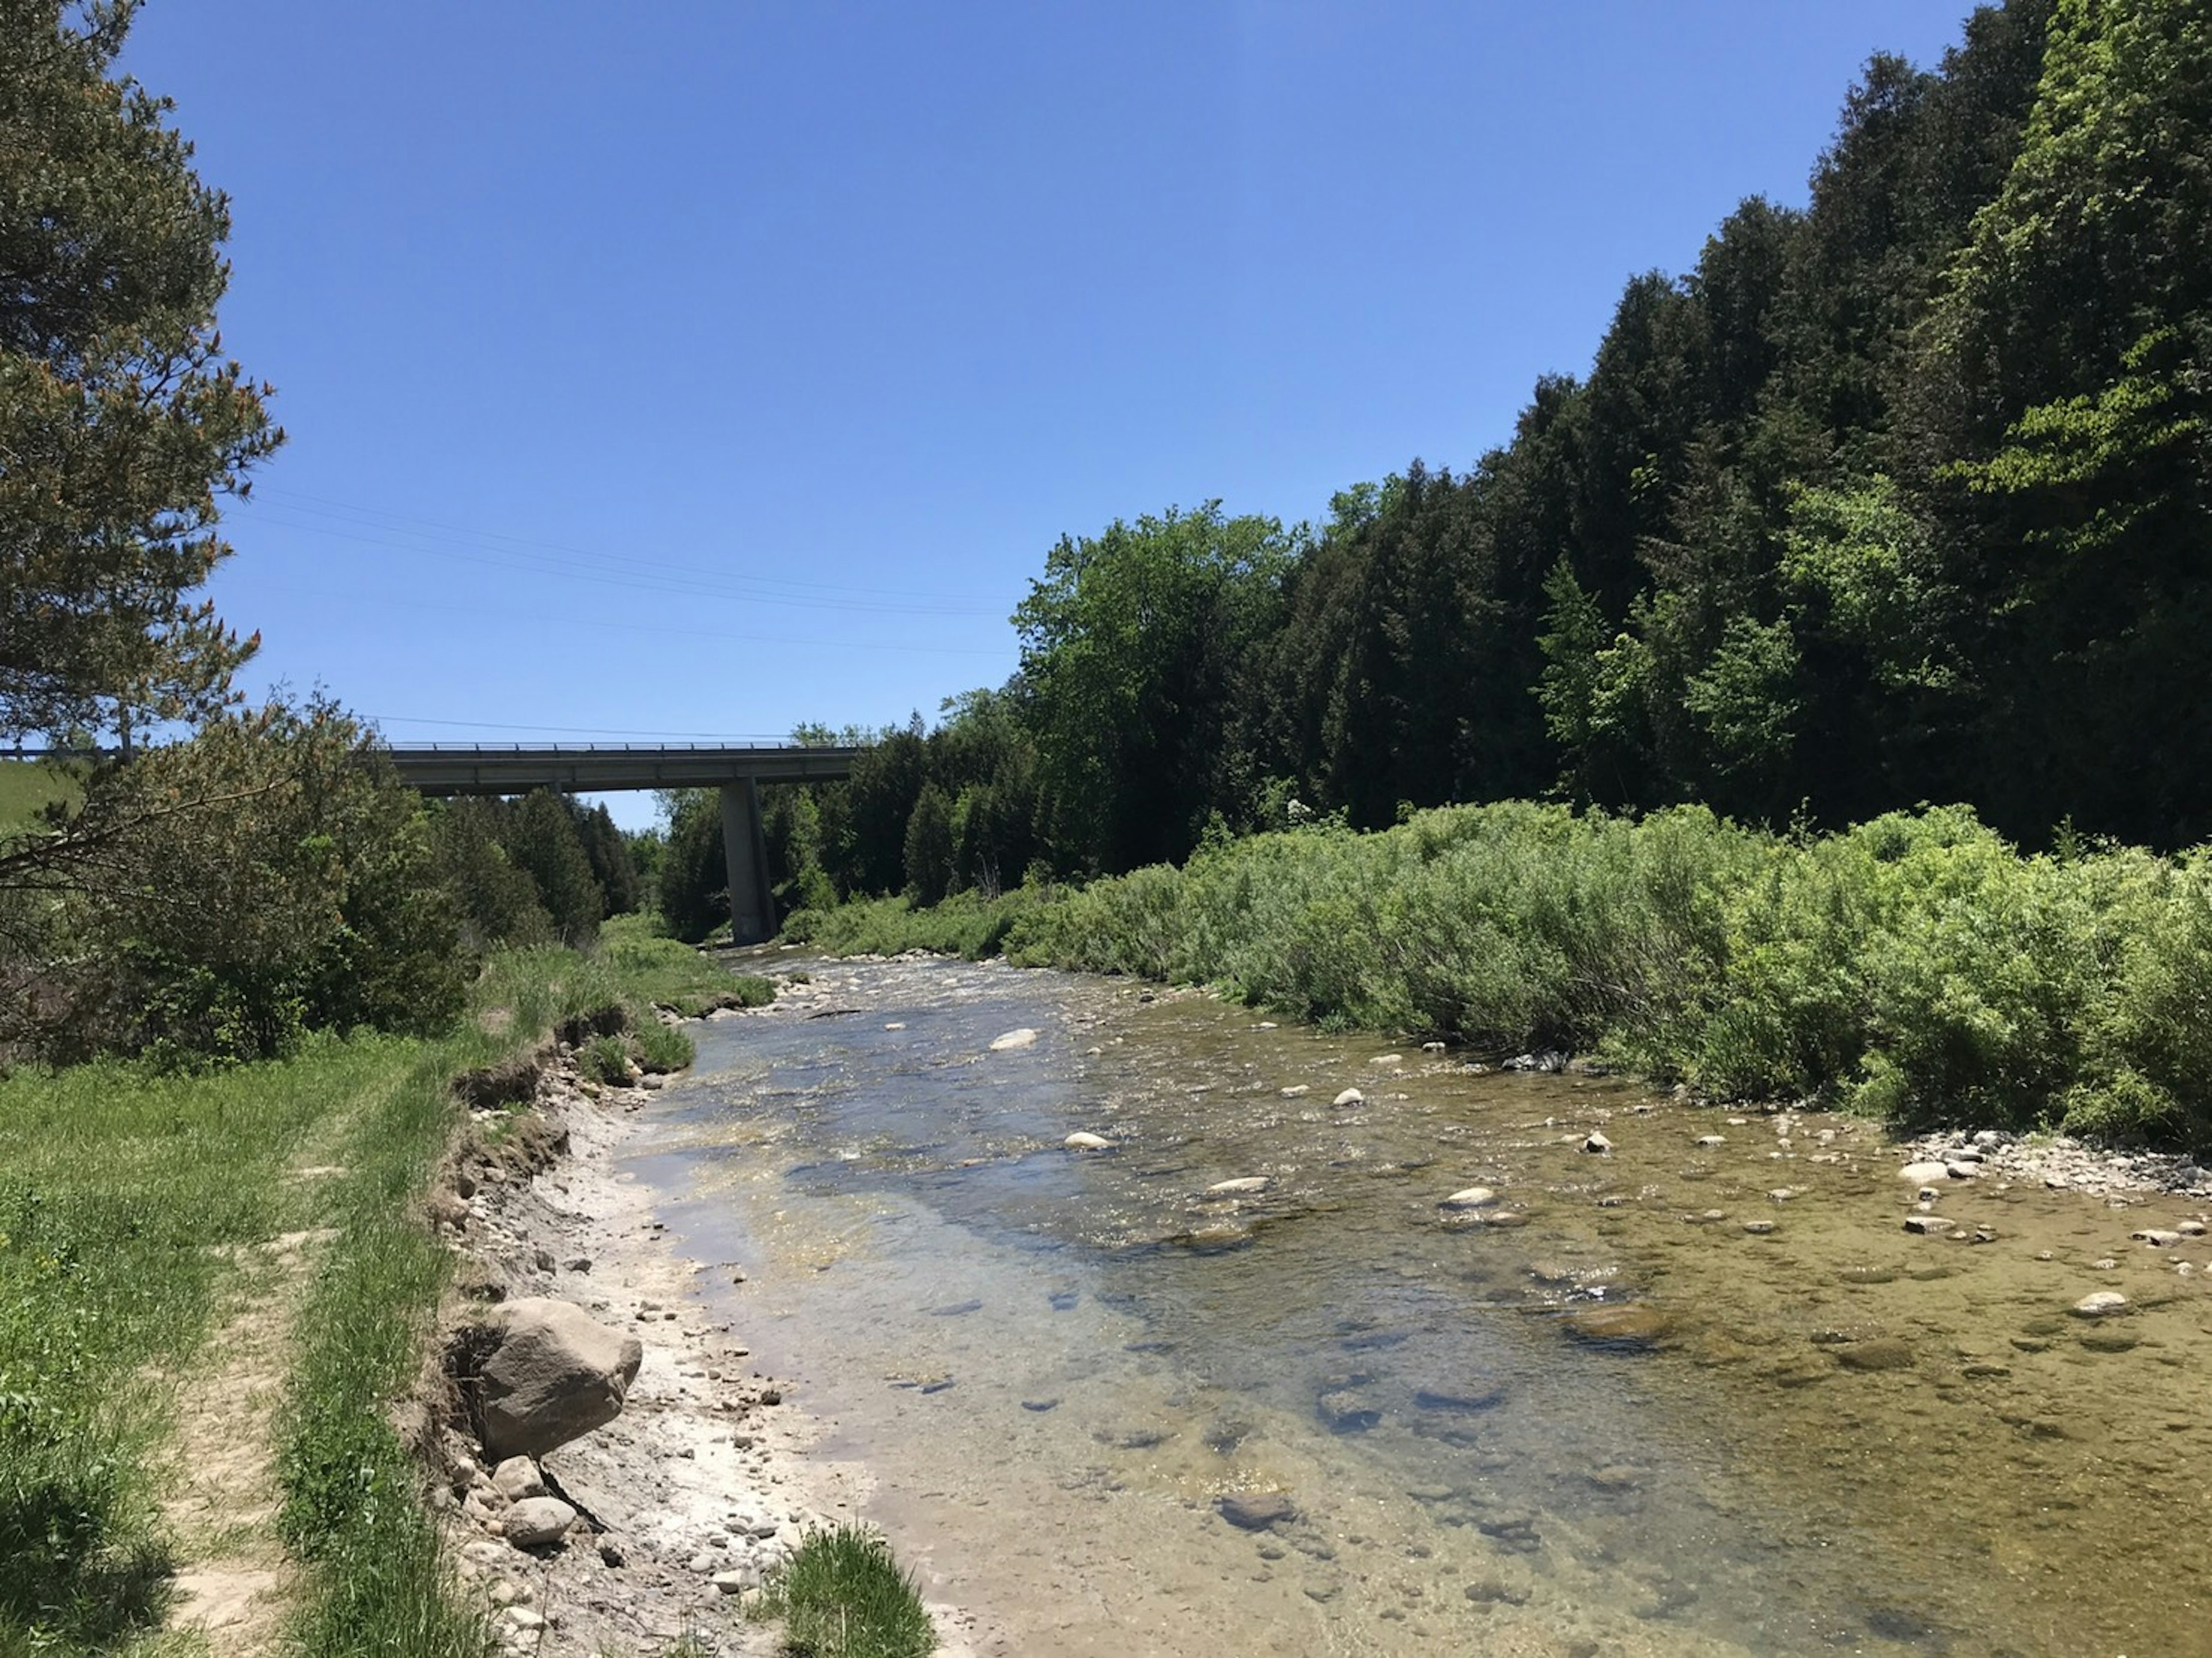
[382,742,858,795]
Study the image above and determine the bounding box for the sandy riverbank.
[427,1017,980,1656]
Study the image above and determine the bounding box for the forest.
[652,0,2209,920]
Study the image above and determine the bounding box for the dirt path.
[159,1212,336,1652]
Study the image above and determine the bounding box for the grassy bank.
[0,925,744,1656]
[790,802,2212,1148]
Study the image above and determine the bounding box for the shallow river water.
[626,955,2211,1657]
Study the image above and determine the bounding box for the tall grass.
[0,929,751,1656]
[753,1524,935,1658]
[794,802,2212,1146]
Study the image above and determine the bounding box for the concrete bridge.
[383,742,858,944]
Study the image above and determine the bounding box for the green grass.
[0,757,82,833]
[0,933,767,1657]
[0,1032,430,1654]
[780,887,1052,961]
[753,1524,935,1658]
[582,1031,632,1086]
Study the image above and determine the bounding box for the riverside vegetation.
[785,802,2212,1147]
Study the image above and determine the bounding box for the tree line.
[646,0,2211,935]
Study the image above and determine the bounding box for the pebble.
[490,1457,546,1503]
[501,1497,577,1549]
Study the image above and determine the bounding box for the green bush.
[783,799,2212,1148]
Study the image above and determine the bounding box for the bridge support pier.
[719,777,775,945]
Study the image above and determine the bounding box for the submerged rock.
[1315,1388,1382,1432]
[1218,1490,1297,1531]
[1413,1383,1507,1413]
[1560,1303,1672,1349]
[1333,1088,1365,1107]
[1832,1337,1915,1371]
[988,1028,1039,1051]
[2073,1290,2130,1318]
[1064,1132,1116,1151]
[1898,1162,1952,1185]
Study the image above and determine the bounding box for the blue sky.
[123,1,1972,828]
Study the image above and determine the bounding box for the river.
[622,954,2209,1657]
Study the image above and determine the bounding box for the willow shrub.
[998,802,2212,1145]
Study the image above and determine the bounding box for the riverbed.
[629,954,2212,1657]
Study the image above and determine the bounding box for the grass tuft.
[753,1524,935,1658]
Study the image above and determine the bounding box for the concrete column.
[719,777,775,944]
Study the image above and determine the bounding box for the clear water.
[629,955,2212,1657]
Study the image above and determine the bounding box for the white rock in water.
[1898,1162,1951,1184]
[501,1496,577,1549]
[1440,1187,1498,1210]
[988,1028,1039,1051]
[2132,1228,2183,1248]
[1333,1088,1364,1107]
[1903,1215,1955,1235]
[884,1022,906,1030]
[1207,1177,1271,1196]
[1422,1041,1446,1053]
[1582,1132,1612,1154]
[1064,1132,1116,1151]
[1372,1053,1403,1066]
[2073,1290,2130,1318]
[1279,1084,1311,1098]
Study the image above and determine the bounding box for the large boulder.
[475,1297,643,1460]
